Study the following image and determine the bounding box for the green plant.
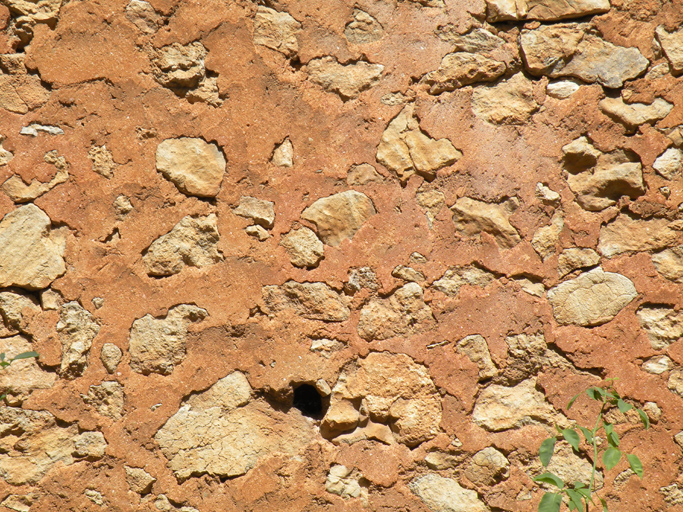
[0,351,39,401]
[534,379,650,512]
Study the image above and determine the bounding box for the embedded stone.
[599,97,673,130]
[531,212,563,260]
[100,343,122,374]
[432,265,495,297]
[598,215,682,258]
[82,381,125,420]
[450,197,522,248]
[233,196,275,228]
[558,248,600,277]
[421,53,506,95]
[262,281,350,322]
[88,145,116,178]
[456,335,497,380]
[410,474,490,512]
[325,465,363,499]
[307,57,384,100]
[57,302,100,379]
[344,9,383,44]
[653,147,682,180]
[653,245,683,283]
[464,447,510,486]
[156,138,226,197]
[271,137,293,167]
[347,163,383,185]
[253,6,301,57]
[471,73,538,125]
[656,26,683,74]
[301,190,376,246]
[2,150,69,203]
[0,335,55,398]
[125,0,160,33]
[437,27,504,54]
[636,306,683,350]
[125,466,156,494]
[280,227,324,268]
[73,431,107,459]
[150,42,206,91]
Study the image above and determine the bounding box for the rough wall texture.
[1,0,683,510]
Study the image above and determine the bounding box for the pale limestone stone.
[488,0,608,21]
[307,57,384,100]
[642,355,672,375]
[515,277,545,297]
[57,302,100,379]
[347,163,383,185]
[156,138,226,197]
[271,137,293,167]
[125,0,160,33]
[425,452,461,470]
[150,42,206,90]
[637,306,683,350]
[656,26,683,74]
[0,135,13,166]
[2,150,69,203]
[100,343,122,373]
[155,372,316,479]
[187,371,252,412]
[502,333,571,384]
[185,75,223,107]
[653,147,682,180]
[302,190,375,246]
[129,304,207,375]
[598,215,683,258]
[392,265,425,283]
[234,196,275,228]
[315,378,331,396]
[669,370,683,397]
[322,400,360,435]
[472,378,566,431]
[464,447,510,486]
[253,6,301,57]
[40,288,61,310]
[531,212,564,260]
[245,224,269,240]
[0,290,39,337]
[530,443,603,489]
[558,247,600,277]
[125,466,156,494]
[280,227,324,268]
[325,352,442,446]
[88,145,116,178]
[310,338,345,357]
[262,281,350,322]
[437,27,504,54]
[422,53,506,95]
[456,335,497,380]
[73,431,107,458]
[599,97,673,130]
[432,265,495,297]
[143,214,223,277]
[416,188,446,228]
[674,431,683,448]
[357,282,434,341]
[661,484,683,506]
[19,124,63,136]
[451,197,522,248]
[546,80,580,99]
[548,268,636,326]
[325,465,364,499]
[332,420,395,446]
[3,0,62,21]
[0,204,66,289]
[114,195,133,219]
[0,72,51,114]
[0,494,35,512]
[653,245,683,283]
[0,335,55,398]
[82,381,124,420]
[376,103,461,180]
[471,73,538,125]
[535,183,561,205]
[410,474,490,512]
[346,266,379,292]
[344,9,383,44]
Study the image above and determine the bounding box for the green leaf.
[586,387,601,400]
[0,353,5,361]
[539,492,562,512]
[637,409,650,430]
[573,482,586,489]
[617,398,632,413]
[12,351,38,361]
[604,422,613,435]
[600,496,609,511]
[534,472,564,489]
[540,437,556,467]
[579,426,593,444]
[627,454,644,478]
[567,392,581,410]
[607,430,620,448]
[562,428,581,451]
[603,447,622,470]
[566,489,585,511]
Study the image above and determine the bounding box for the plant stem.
[588,401,607,512]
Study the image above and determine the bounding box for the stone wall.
[0,0,682,510]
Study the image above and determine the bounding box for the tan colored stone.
[88,145,116,178]
[262,281,350,322]
[129,304,208,375]
[457,335,497,380]
[425,451,461,470]
[143,214,223,277]
[546,80,580,99]
[0,335,55,398]
[502,333,571,384]
[322,400,360,436]
[280,227,324,268]
[125,466,156,494]
[432,265,495,297]
[451,197,522,248]
[637,306,683,350]
[422,53,506,94]
[536,183,561,205]
[301,190,375,246]
[82,381,124,420]
[358,282,434,340]
[114,195,133,219]
[0,135,13,166]
[344,9,383,44]
[656,26,683,74]
[150,42,206,90]
[100,343,122,373]
[0,72,51,114]
[599,97,673,130]
[530,443,603,490]
[73,431,107,458]
[376,103,461,180]
[547,268,637,326]
[598,215,683,258]
[58,301,100,379]
[653,147,682,180]
[487,0,609,21]
[2,150,68,203]
[558,247,600,276]
[392,265,425,283]
[465,447,510,486]
[471,73,538,125]
[307,56,383,100]
[347,163,383,185]
[661,484,683,506]
[245,224,269,240]
[234,196,275,228]
[531,212,563,260]
[253,6,301,57]
[325,465,364,500]
[271,137,293,167]
[19,124,63,136]
[185,75,222,106]
[410,474,490,512]
[125,0,159,33]
[0,494,36,512]
[0,290,39,337]
[668,370,683,397]
[437,27,504,54]
[0,204,66,289]
[653,245,683,283]
[642,355,672,375]
[416,188,445,228]
[156,138,226,197]
[2,0,62,21]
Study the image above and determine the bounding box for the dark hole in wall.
[292,384,325,418]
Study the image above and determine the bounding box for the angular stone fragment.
[653,245,683,283]
[185,75,223,106]
[520,24,648,89]
[465,447,510,486]
[0,335,55,398]
[410,474,490,512]
[271,137,293,167]
[125,466,156,494]
[357,283,434,340]
[451,197,521,248]
[547,268,637,326]
[307,57,384,100]
[155,372,316,479]
[661,484,683,506]
[233,196,275,228]
[88,145,116,178]
[73,431,107,459]
[58,302,100,379]
[653,147,682,180]
[125,0,160,34]
[636,306,683,350]
[642,355,672,375]
[82,381,125,420]
[599,97,673,130]
[502,333,571,384]
[114,195,133,219]
[324,352,442,446]
[536,183,561,205]
[129,304,208,375]
[156,138,226,197]
[668,370,683,397]
[471,73,538,125]
[546,80,580,99]
[437,27,504,54]
[2,150,69,203]
[262,281,349,322]
[2,0,62,21]
[280,227,324,268]
[558,247,600,277]
[322,400,360,435]
[325,465,364,499]
[598,215,683,258]
[150,42,206,91]
[656,26,683,74]
[422,53,505,95]
[19,124,63,136]
[0,71,51,114]
[0,290,39,337]
[531,212,563,260]
[0,204,66,289]
[253,6,301,57]
[457,335,497,379]
[346,266,379,292]
[345,9,383,44]
[487,0,609,21]
[100,343,123,373]
[0,494,35,512]
[376,103,461,180]
[473,378,565,431]
[0,135,13,166]
[432,265,495,297]
[530,443,603,490]
[301,190,375,246]
[245,224,269,240]
[416,188,445,228]
[347,163,383,185]
[392,265,425,283]
[143,214,223,277]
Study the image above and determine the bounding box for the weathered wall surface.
[1,0,683,510]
